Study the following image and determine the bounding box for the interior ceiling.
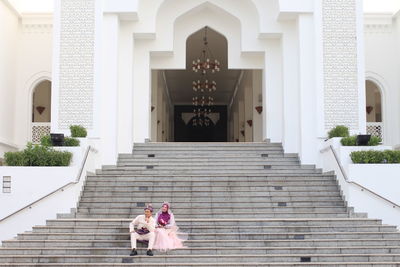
[164,27,241,105]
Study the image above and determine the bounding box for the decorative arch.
[365,71,387,142]
[25,72,52,143]
[148,1,265,70]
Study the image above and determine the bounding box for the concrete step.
[3,246,400,256]
[16,231,400,241]
[59,213,355,219]
[78,196,347,203]
[120,153,298,159]
[4,238,400,248]
[31,225,397,234]
[76,207,349,215]
[103,166,315,171]
[77,201,346,208]
[43,218,384,227]
[3,253,400,264]
[118,157,300,163]
[2,262,400,266]
[84,180,339,187]
[82,184,341,192]
[94,169,323,175]
[80,190,341,197]
[85,175,337,182]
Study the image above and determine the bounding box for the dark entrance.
[174,105,227,142]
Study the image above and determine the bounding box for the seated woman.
[153,202,187,252]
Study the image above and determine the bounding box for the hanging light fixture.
[191,26,220,127]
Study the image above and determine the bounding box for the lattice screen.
[32,124,51,144]
[366,123,383,140]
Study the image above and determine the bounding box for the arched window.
[31,80,51,143]
[365,80,383,140]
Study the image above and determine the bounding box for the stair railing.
[320,145,400,209]
[0,145,96,222]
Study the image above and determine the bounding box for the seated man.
[129,204,156,256]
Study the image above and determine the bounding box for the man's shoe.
[130,249,138,256]
[147,249,154,256]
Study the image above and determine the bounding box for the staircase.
[1,142,400,266]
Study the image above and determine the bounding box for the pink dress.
[153,211,187,252]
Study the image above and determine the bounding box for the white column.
[281,24,300,153]
[252,70,263,142]
[244,72,253,142]
[264,39,284,143]
[298,14,318,164]
[117,21,134,153]
[132,42,151,143]
[356,0,366,134]
[150,70,158,142]
[101,14,119,165]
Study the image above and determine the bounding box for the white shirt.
[129,215,156,233]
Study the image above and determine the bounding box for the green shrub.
[341,136,357,146]
[328,125,349,139]
[4,143,72,166]
[368,135,382,146]
[70,125,87,138]
[40,135,52,147]
[4,151,27,166]
[350,150,400,164]
[64,137,80,147]
[341,135,382,146]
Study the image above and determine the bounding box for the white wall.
[364,13,400,146]
[0,2,19,156]
[11,14,52,149]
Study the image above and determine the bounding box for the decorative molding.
[58,0,95,129]
[323,0,359,131]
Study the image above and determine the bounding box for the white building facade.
[1,0,399,167]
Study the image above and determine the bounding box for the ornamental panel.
[58,0,95,129]
[323,0,359,131]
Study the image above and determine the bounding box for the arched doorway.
[150,27,263,142]
[365,80,384,141]
[31,80,52,143]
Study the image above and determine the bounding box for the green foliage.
[40,135,52,147]
[64,137,80,147]
[341,136,357,146]
[328,125,349,139]
[70,125,87,138]
[368,135,382,146]
[350,150,400,164]
[341,135,382,146]
[4,143,72,166]
[4,151,27,166]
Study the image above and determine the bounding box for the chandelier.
[191,27,220,127]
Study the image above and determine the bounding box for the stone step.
[103,166,315,171]
[76,207,349,215]
[16,231,400,241]
[2,253,400,264]
[78,196,347,203]
[118,157,300,163]
[94,169,323,175]
[78,201,346,208]
[43,218,383,227]
[60,213,354,219]
[4,239,400,248]
[84,180,339,187]
[31,225,397,234]
[122,154,298,159]
[86,175,337,182]
[80,190,341,197]
[82,185,340,191]
[2,262,400,266]
[132,143,280,147]
[3,246,400,256]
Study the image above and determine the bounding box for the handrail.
[322,145,400,209]
[0,145,95,222]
